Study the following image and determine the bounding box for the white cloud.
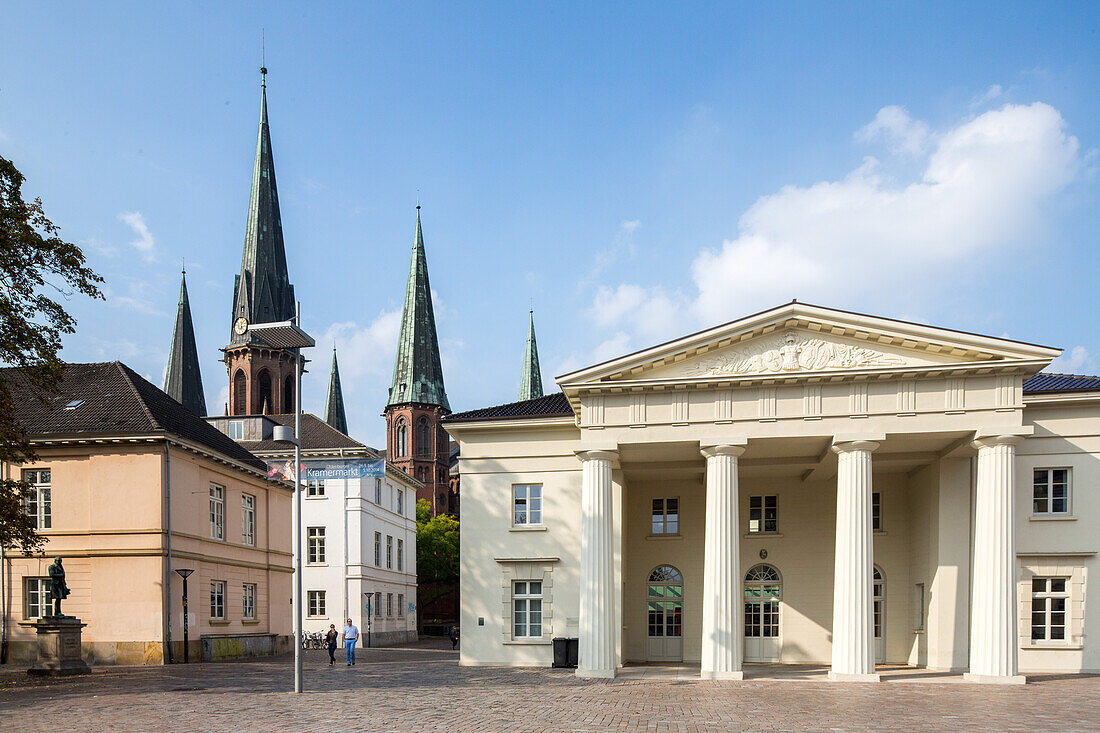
[118,211,156,261]
[586,102,1083,364]
[855,105,930,156]
[971,84,1004,108]
[1049,345,1093,374]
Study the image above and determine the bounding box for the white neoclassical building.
[445,302,1100,682]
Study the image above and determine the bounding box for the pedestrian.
[343,618,359,666]
[325,624,339,666]
[448,625,459,651]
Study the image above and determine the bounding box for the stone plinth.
[20,617,91,676]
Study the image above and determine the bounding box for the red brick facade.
[224,346,297,416]
[385,403,454,515]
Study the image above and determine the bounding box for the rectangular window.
[872,492,882,532]
[374,532,382,567]
[228,420,244,440]
[24,577,52,619]
[305,479,324,497]
[651,497,679,535]
[375,592,382,617]
[914,583,925,631]
[22,469,51,530]
[387,592,394,617]
[375,478,382,505]
[1033,468,1070,516]
[749,495,777,533]
[1031,577,1070,642]
[242,583,256,620]
[396,489,404,516]
[398,593,405,617]
[386,535,393,569]
[512,580,544,639]
[307,527,326,564]
[209,484,225,540]
[307,590,326,617]
[397,538,404,571]
[242,494,256,546]
[210,580,226,620]
[513,484,543,526]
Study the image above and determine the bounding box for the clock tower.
[223,67,298,416]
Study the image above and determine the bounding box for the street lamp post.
[249,305,315,694]
[174,568,194,663]
[365,593,372,649]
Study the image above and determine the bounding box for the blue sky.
[2,3,1099,448]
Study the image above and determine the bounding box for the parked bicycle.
[300,631,324,649]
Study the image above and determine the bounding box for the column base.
[575,667,616,679]
[963,672,1026,685]
[700,669,744,680]
[828,671,881,682]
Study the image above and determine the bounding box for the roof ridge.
[114,362,163,431]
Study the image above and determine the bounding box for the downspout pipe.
[164,442,173,664]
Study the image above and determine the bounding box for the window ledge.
[744,532,784,539]
[305,496,327,500]
[242,619,260,625]
[209,619,231,626]
[510,525,548,532]
[1028,515,1076,522]
[503,639,552,646]
[874,530,888,535]
[1022,643,1082,650]
[307,563,329,567]
[646,533,682,541]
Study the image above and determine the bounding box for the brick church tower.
[222,68,299,416]
[385,207,453,515]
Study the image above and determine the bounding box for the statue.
[48,557,71,618]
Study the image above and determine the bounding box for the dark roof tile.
[445,392,573,422]
[1024,372,1100,394]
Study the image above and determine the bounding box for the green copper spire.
[164,268,207,416]
[229,67,295,344]
[387,206,450,411]
[324,345,348,435]
[518,309,543,401]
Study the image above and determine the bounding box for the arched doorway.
[744,564,781,662]
[873,566,885,664]
[646,565,683,662]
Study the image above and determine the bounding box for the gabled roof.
[163,270,207,416]
[445,392,573,423]
[323,347,348,434]
[238,413,369,453]
[387,207,449,411]
[518,310,544,401]
[1023,372,1100,394]
[229,72,295,346]
[2,362,266,471]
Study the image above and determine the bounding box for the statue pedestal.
[19,618,91,676]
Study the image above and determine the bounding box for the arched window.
[233,370,247,415]
[873,565,885,643]
[416,417,431,456]
[395,418,408,458]
[283,374,294,414]
[647,566,683,640]
[257,370,273,414]
[744,564,781,643]
[744,564,781,586]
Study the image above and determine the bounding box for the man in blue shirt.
[343,618,359,666]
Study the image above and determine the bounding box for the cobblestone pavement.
[1,640,1098,732]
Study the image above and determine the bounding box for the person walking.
[448,625,459,651]
[325,624,339,666]
[343,618,359,666]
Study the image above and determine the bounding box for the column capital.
[831,440,879,455]
[972,434,1026,450]
[575,449,618,462]
[700,444,746,459]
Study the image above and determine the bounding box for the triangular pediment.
[557,302,1060,388]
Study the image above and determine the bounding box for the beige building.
[446,302,1099,682]
[1,362,292,666]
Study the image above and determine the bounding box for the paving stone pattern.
[1,640,1098,732]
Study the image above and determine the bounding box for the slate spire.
[324,345,349,435]
[518,309,544,401]
[387,206,449,410]
[229,67,295,344]
[164,269,207,416]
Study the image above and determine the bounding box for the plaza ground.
[1,639,1098,732]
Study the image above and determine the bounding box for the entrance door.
[873,566,885,664]
[646,565,683,662]
[744,564,781,662]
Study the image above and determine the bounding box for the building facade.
[1,363,292,666]
[446,302,1099,681]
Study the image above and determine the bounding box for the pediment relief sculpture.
[681,332,907,377]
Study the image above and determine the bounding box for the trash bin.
[566,638,579,668]
[552,637,570,668]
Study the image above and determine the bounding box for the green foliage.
[0,155,104,553]
[415,498,458,596]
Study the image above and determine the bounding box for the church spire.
[518,309,543,401]
[387,206,450,411]
[229,66,295,344]
[324,345,349,435]
[164,268,207,416]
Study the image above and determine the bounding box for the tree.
[415,498,459,609]
[0,155,104,553]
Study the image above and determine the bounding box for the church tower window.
[395,419,408,458]
[233,370,247,415]
[417,417,431,456]
[257,370,273,414]
[283,374,294,413]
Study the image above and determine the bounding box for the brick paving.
[0,639,1098,732]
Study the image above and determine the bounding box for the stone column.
[576,449,617,678]
[700,444,746,680]
[965,435,1026,684]
[829,440,879,682]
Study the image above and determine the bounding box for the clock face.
[234,317,249,335]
